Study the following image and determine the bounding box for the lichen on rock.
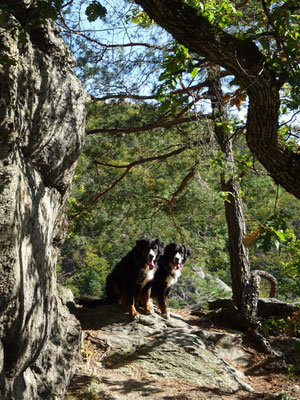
[73,304,254,399]
[0,2,88,398]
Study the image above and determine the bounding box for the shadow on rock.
[73,303,131,330]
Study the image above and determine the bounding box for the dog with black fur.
[105,238,165,319]
[146,242,191,319]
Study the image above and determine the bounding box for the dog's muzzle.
[147,260,155,270]
[173,253,183,270]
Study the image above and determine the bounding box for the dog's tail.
[77,296,106,308]
[105,272,118,304]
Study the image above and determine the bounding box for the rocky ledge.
[70,304,255,399]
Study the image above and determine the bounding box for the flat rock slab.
[74,305,253,399]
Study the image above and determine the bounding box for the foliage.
[277,236,300,300]
[248,212,290,253]
[65,374,101,400]
[13,0,295,307]
[60,235,111,300]
[261,310,300,376]
[85,1,107,22]
[262,309,300,338]
[186,0,243,27]
[59,101,300,305]
[183,0,300,109]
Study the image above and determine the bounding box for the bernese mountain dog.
[105,238,164,319]
[146,242,191,319]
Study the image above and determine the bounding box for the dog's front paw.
[129,311,140,320]
[162,312,170,319]
[145,307,154,315]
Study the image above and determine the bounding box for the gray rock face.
[193,267,232,293]
[0,2,87,399]
[74,305,253,399]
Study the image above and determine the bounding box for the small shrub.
[262,309,300,338]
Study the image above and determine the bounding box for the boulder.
[193,267,232,293]
[0,2,87,398]
[73,304,254,398]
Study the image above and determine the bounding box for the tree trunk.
[134,0,300,199]
[221,178,259,327]
[208,69,258,328]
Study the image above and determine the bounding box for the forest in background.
[54,0,300,314]
[0,2,299,399]
[58,100,300,308]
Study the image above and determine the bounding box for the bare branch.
[60,0,76,9]
[91,72,231,102]
[169,167,196,208]
[251,270,278,298]
[150,166,196,210]
[89,167,131,207]
[92,83,207,101]
[94,146,188,169]
[60,25,165,50]
[87,114,210,135]
[82,145,190,212]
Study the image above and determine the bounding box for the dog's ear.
[164,242,175,257]
[155,238,164,246]
[136,238,146,248]
[156,240,165,256]
[184,246,191,259]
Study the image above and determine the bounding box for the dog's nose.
[174,257,180,264]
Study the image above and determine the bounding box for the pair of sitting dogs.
[106,238,191,319]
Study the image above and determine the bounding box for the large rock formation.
[0,2,87,398]
[71,304,254,399]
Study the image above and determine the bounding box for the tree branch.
[150,166,196,210]
[134,0,300,199]
[87,114,210,135]
[251,270,278,298]
[82,145,190,211]
[88,167,131,207]
[91,71,231,102]
[169,167,196,208]
[94,145,187,169]
[261,0,295,73]
[60,25,165,50]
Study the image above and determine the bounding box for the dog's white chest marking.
[140,267,155,288]
[166,268,181,288]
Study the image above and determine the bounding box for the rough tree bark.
[208,69,258,328]
[208,70,278,349]
[134,0,300,199]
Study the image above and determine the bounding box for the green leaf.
[274,230,287,241]
[85,1,107,22]
[190,67,198,78]
[156,94,166,102]
[158,100,171,113]
[158,72,168,82]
